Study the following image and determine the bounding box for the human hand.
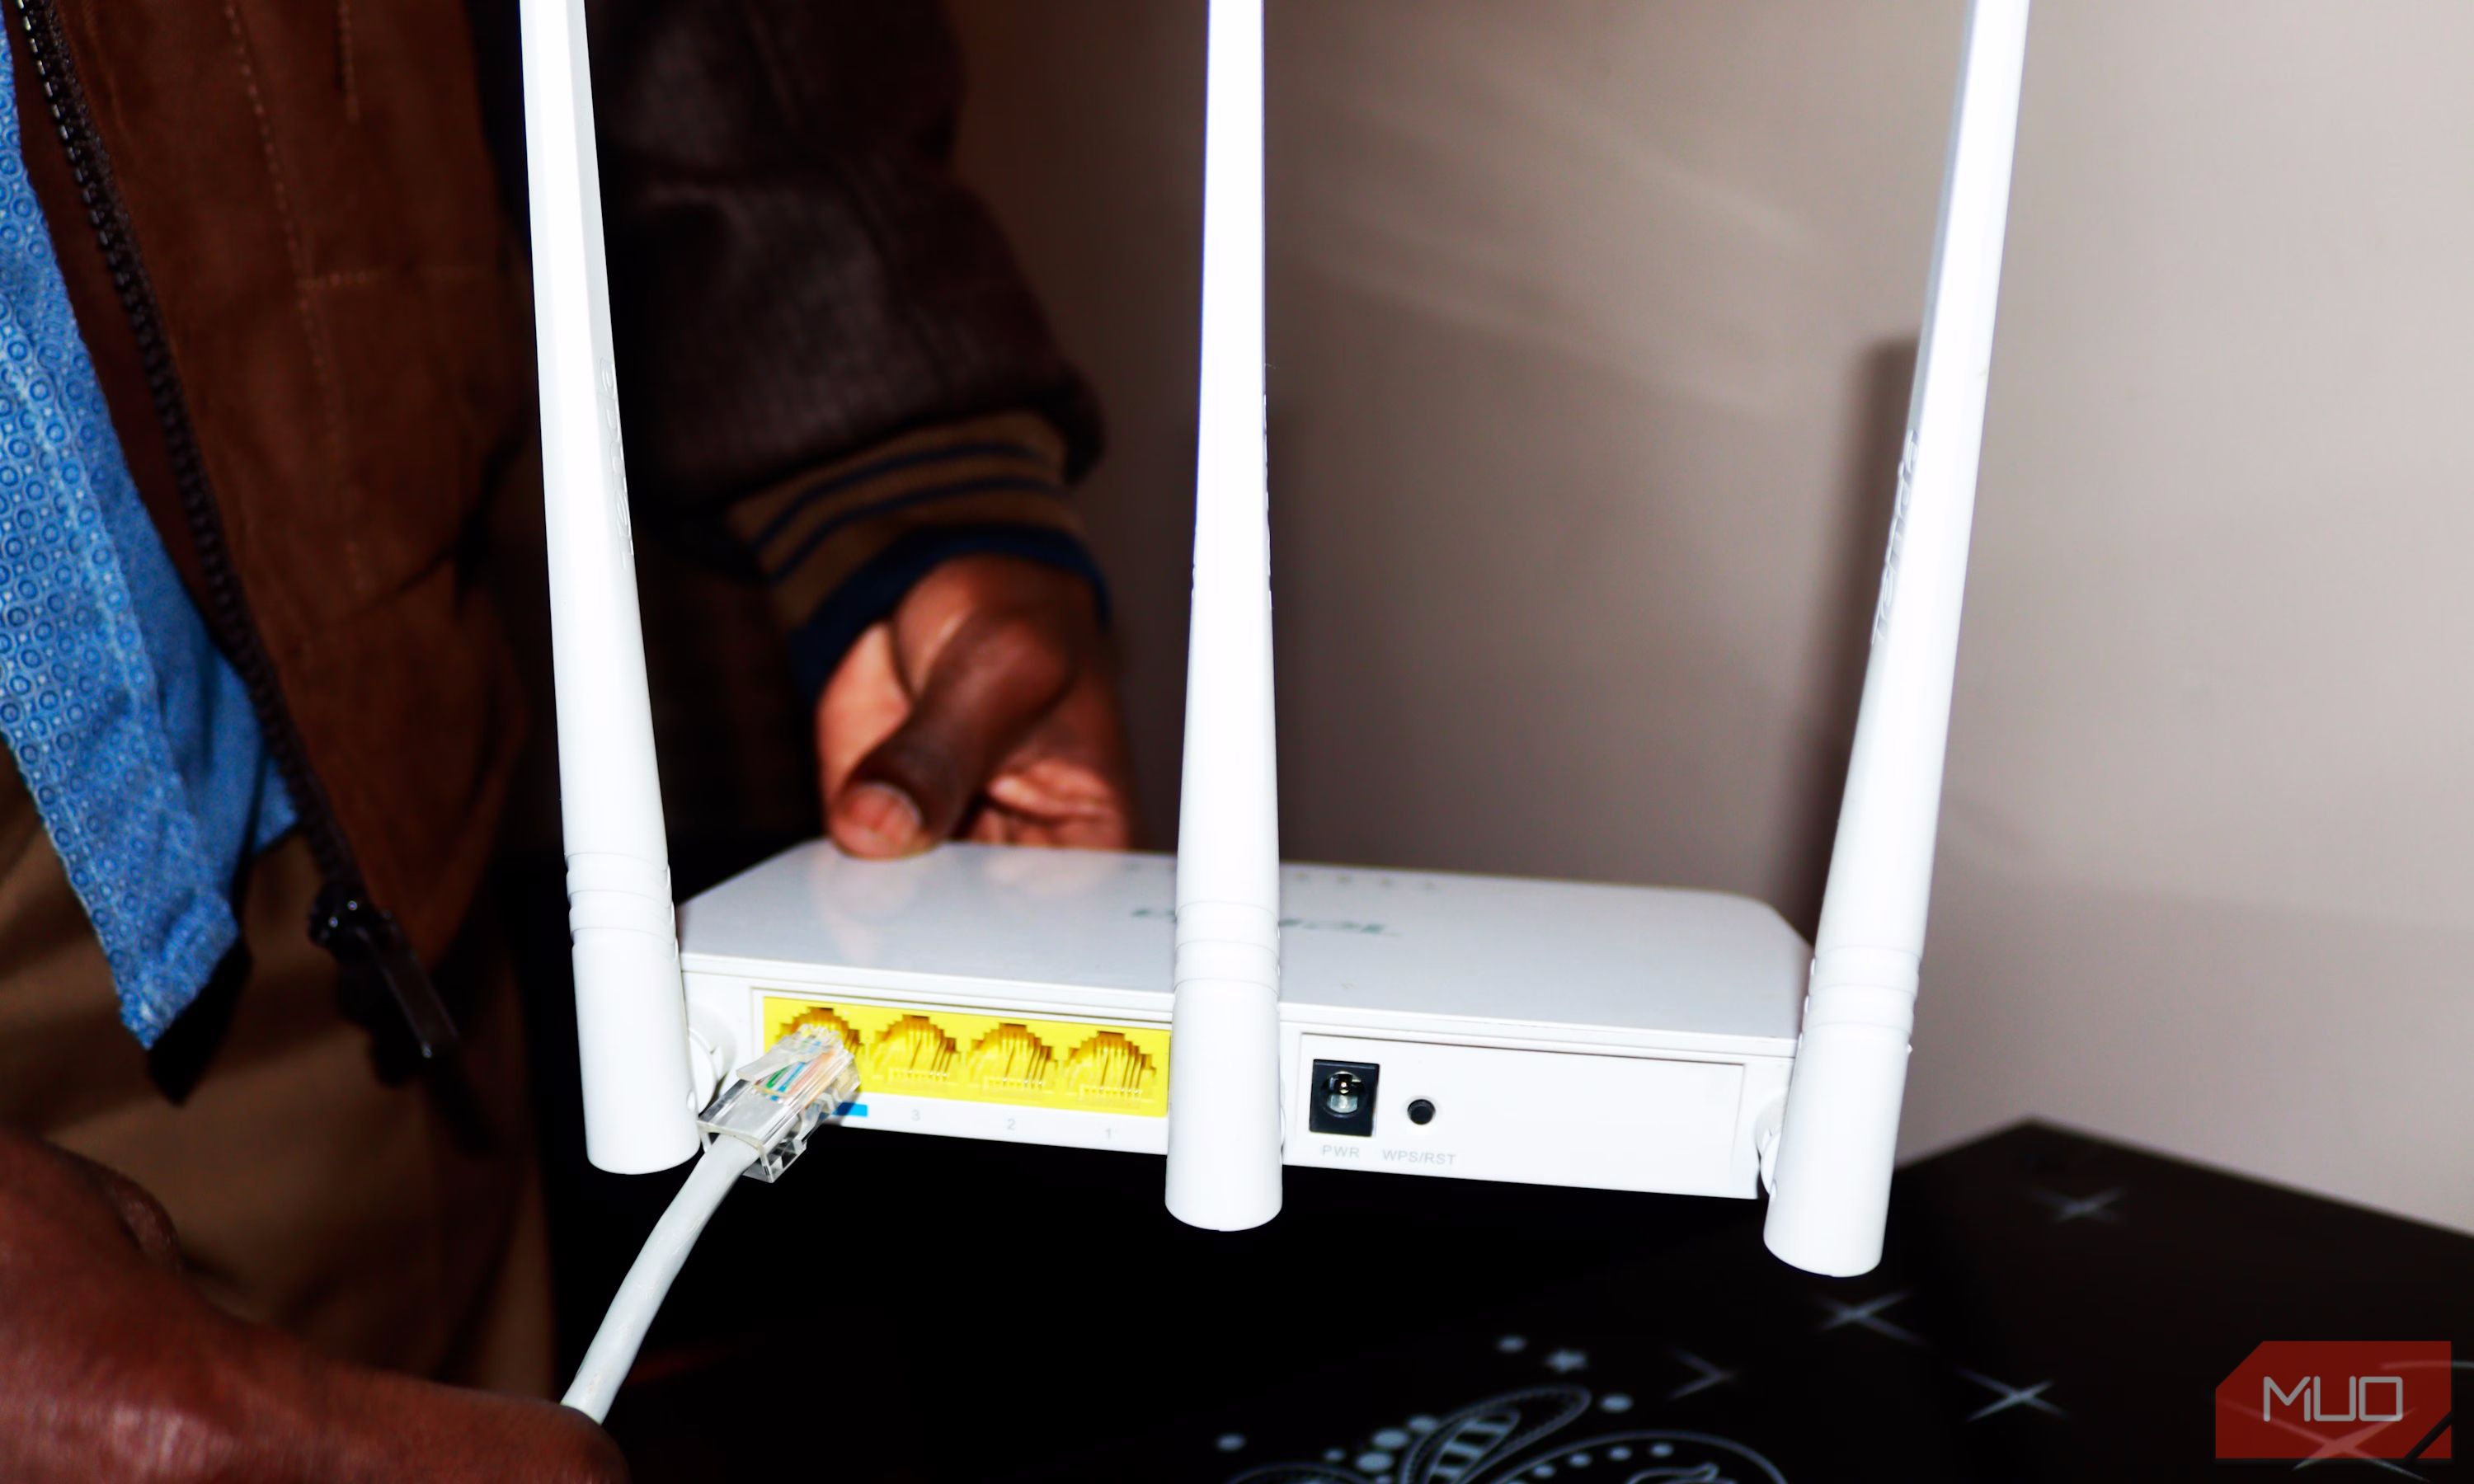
[0,1128,627,1483]
[818,554,1136,857]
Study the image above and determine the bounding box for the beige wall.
[948,1,2474,1232]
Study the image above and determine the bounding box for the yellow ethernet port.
[761,995,1167,1117]
[867,1014,962,1095]
[783,1007,861,1059]
[967,1023,1055,1097]
[1062,1031,1159,1109]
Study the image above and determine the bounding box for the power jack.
[1307,1059,1380,1136]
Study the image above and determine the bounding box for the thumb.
[829,610,1077,857]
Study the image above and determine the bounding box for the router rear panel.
[1290,1034,1762,1197]
[680,843,1805,1200]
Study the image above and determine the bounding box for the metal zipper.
[7,0,459,1066]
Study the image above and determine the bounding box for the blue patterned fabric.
[0,28,293,1045]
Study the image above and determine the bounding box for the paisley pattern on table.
[1226,1383,1784,1484]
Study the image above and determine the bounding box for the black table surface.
[1027,1123,2471,1483]
[588,1119,2467,1483]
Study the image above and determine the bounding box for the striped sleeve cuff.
[724,411,1108,701]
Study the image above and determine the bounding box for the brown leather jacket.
[10,0,1098,1036]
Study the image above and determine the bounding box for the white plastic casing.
[1761,0,2031,1277]
[518,0,698,1172]
[680,844,1807,1200]
[1169,0,1286,1232]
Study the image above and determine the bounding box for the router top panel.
[680,843,1807,1048]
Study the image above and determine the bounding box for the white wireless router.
[524,0,2031,1280]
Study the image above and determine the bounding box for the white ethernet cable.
[562,1029,860,1422]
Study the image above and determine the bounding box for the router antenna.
[519,0,699,1172]
[1165,0,1284,1231]
[1762,0,2031,1276]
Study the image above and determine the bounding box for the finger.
[830,609,1076,857]
[301,1366,633,1482]
[981,762,1137,848]
[59,1149,185,1271]
[815,621,907,807]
